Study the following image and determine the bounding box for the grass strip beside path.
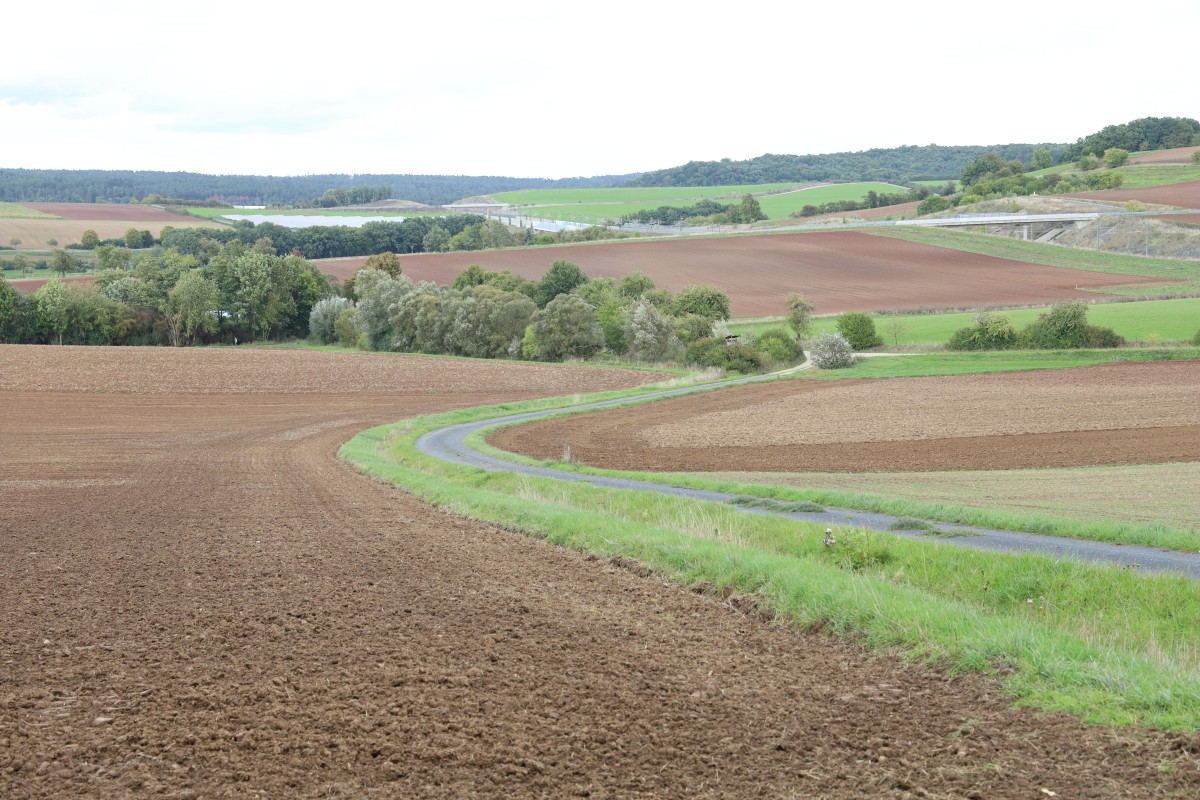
[340,382,1200,730]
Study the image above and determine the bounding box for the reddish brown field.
[491,361,1200,473]
[6,275,96,294]
[0,205,224,249]
[1070,179,1200,209]
[1130,146,1200,165]
[317,231,1161,316]
[4,346,1196,797]
[23,203,198,222]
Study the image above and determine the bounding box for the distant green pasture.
[1112,164,1200,189]
[0,202,55,219]
[912,179,958,190]
[730,297,1200,345]
[754,182,910,219]
[493,183,813,206]
[186,207,418,219]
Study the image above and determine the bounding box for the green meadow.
[729,297,1200,346]
[492,183,813,206]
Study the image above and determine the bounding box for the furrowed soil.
[1130,147,1200,165]
[316,231,1162,317]
[3,347,1197,798]
[491,361,1200,473]
[0,204,224,249]
[1071,179,1200,209]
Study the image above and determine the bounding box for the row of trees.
[618,195,767,226]
[1063,117,1200,162]
[0,240,332,346]
[312,260,806,372]
[947,302,1124,351]
[790,187,929,218]
[624,144,1069,187]
[0,169,633,207]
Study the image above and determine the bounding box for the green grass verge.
[340,385,1200,730]
[493,183,814,206]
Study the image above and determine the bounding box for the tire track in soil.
[1,348,1197,797]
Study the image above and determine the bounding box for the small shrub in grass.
[752,328,805,365]
[1191,329,1200,345]
[948,312,1018,351]
[827,529,895,572]
[809,332,855,369]
[835,312,883,349]
[684,337,767,373]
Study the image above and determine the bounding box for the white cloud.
[1,0,1196,178]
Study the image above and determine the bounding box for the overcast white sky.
[2,1,1196,179]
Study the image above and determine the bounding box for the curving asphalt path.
[416,370,1200,579]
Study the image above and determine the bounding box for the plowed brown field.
[3,346,1197,797]
[491,361,1200,473]
[1071,179,1200,209]
[23,203,200,222]
[1130,147,1200,165]
[0,205,224,249]
[316,231,1162,317]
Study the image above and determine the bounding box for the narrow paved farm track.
[2,346,1197,797]
[433,366,1200,578]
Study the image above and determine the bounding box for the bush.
[947,312,1018,351]
[309,296,354,344]
[672,313,712,345]
[1017,301,1090,349]
[1193,151,1200,166]
[623,299,682,362]
[1087,326,1125,349]
[752,328,805,365]
[333,307,360,348]
[684,337,767,373]
[809,332,855,369]
[1015,301,1124,350]
[835,312,883,349]
[917,196,951,215]
[672,285,731,321]
[523,293,603,360]
[1103,148,1129,168]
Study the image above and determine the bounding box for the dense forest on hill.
[1063,116,1200,160]
[623,144,1069,187]
[0,170,638,207]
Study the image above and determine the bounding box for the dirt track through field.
[316,231,1161,317]
[491,361,1200,473]
[2,346,1197,797]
